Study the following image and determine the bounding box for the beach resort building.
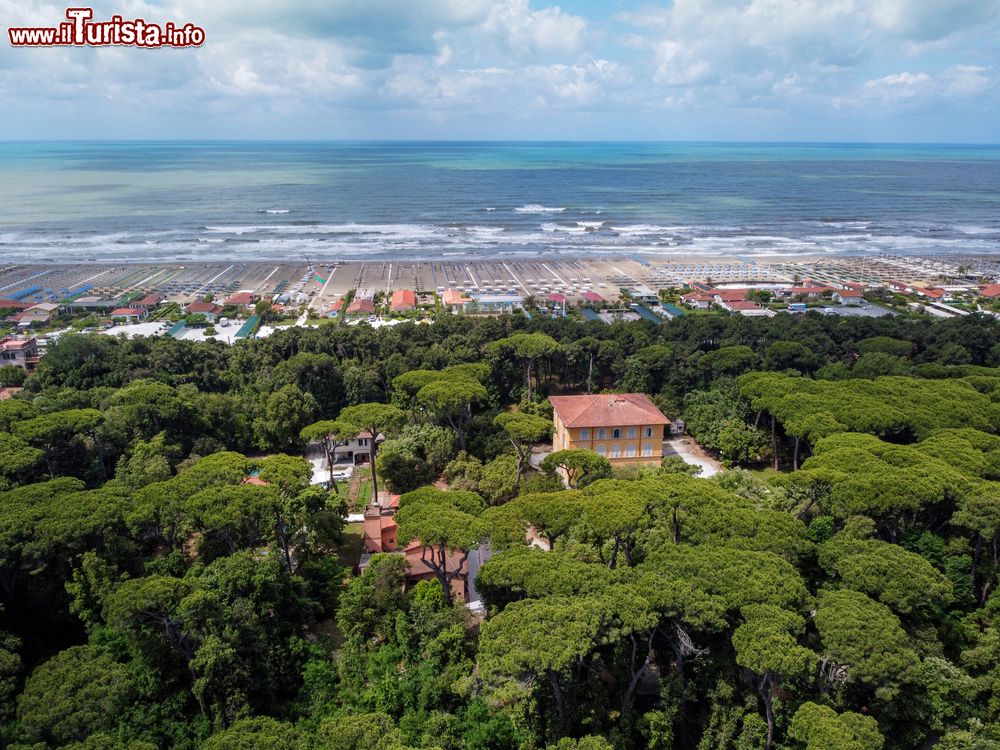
[550,393,671,464]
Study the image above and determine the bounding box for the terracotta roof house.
[831,289,864,304]
[782,286,830,297]
[110,307,146,320]
[441,290,469,308]
[915,287,947,300]
[582,291,604,303]
[680,292,714,310]
[547,293,568,304]
[225,292,257,307]
[133,294,163,309]
[403,542,471,602]
[980,284,1000,299]
[0,299,35,312]
[550,393,670,465]
[712,290,749,303]
[185,301,223,323]
[0,336,39,372]
[390,289,417,312]
[346,298,376,316]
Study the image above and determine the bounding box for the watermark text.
[9,7,205,47]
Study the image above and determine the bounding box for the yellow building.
[550,393,671,464]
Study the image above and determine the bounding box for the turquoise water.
[0,141,998,262]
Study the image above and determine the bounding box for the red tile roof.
[712,291,749,303]
[111,307,143,316]
[786,286,830,294]
[226,292,256,306]
[980,284,1000,298]
[390,289,417,311]
[187,301,222,314]
[134,294,163,306]
[582,291,604,302]
[442,290,469,306]
[725,300,762,311]
[346,298,376,315]
[547,293,567,303]
[0,299,34,310]
[550,393,670,429]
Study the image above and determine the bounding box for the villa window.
[626,444,636,457]
[645,427,653,438]
[611,445,621,458]
[627,427,636,438]
[612,428,621,439]
[598,428,606,440]
[596,445,607,456]
[643,444,653,456]
[580,428,590,440]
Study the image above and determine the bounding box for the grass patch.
[337,522,365,571]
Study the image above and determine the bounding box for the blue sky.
[1,0,998,141]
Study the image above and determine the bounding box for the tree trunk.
[587,353,594,394]
[793,436,800,471]
[608,537,621,569]
[761,674,776,750]
[547,670,566,727]
[972,533,983,596]
[525,360,534,401]
[771,416,779,470]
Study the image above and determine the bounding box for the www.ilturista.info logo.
[9,7,205,47]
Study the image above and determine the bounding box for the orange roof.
[390,289,417,311]
[442,290,468,305]
[346,298,375,315]
[135,294,163,306]
[226,292,255,306]
[403,542,469,577]
[187,301,221,314]
[0,300,34,310]
[241,475,268,486]
[111,307,143,316]
[712,291,748,302]
[726,300,762,310]
[980,284,1000,298]
[550,393,670,429]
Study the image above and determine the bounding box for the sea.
[0,141,998,263]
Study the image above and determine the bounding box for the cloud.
[863,65,992,103]
[1,0,998,139]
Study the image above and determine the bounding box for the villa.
[549,393,671,464]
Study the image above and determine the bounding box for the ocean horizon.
[1,140,998,264]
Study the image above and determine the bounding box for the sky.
[1,0,998,141]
